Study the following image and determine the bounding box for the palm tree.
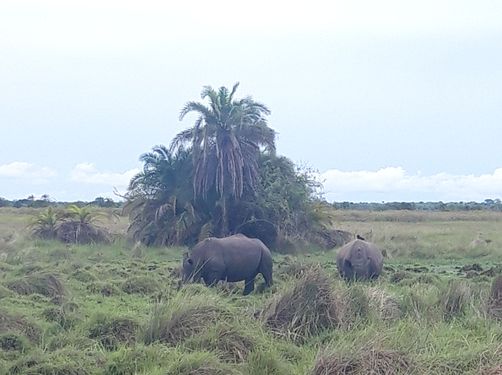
[171,83,276,235]
[28,207,61,239]
[125,145,197,245]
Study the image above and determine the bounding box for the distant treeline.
[0,196,123,209]
[2,196,501,212]
[332,199,502,211]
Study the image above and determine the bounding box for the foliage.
[28,207,61,240]
[0,210,502,374]
[28,205,111,244]
[172,82,276,235]
[124,145,199,246]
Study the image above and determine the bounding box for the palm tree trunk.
[221,194,229,236]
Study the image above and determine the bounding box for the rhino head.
[181,252,201,283]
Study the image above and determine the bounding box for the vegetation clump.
[0,333,29,352]
[366,287,402,322]
[311,347,414,375]
[121,275,161,295]
[0,310,41,343]
[439,280,471,321]
[488,275,502,320]
[185,322,256,363]
[143,296,231,346]
[29,205,111,244]
[261,267,339,342]
[124,84,333,249]
[42,302,79,329]
[88,314,138,350]
[6,273,65,303]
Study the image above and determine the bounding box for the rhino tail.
[259,247,273,287]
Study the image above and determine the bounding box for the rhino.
[181,234,273,295]
[336,239,383,280]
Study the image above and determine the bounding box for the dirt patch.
[404,266,429,273]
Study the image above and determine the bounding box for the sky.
[1,0,501,202]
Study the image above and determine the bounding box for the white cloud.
[0,161,56,179]
[70,163,139,188]
[321,167,502,202]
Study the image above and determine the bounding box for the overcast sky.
[1,0,501,202]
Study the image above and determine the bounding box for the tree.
[28,207,61,240]
[56,205,110,244]
[125,145,198,246]
[171,83,276,235]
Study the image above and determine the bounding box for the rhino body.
[336,239,383,280]
[182,234,273,295]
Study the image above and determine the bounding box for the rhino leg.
[243,277,255,295]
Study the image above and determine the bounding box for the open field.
[0,208,501,374]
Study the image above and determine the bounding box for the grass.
[0,207,501,373]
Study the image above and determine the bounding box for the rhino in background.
[336,239,383,280]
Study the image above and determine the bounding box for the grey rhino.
[182,234,273,295]
[336,239,383,280]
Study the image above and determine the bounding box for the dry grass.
[439,280,471,321]
[366,287,402,322]
[261,266,339,343]
[488,275,502,320]
[312,347,414,375]
[143,296,231,346]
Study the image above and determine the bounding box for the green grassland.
[0,208,501,374]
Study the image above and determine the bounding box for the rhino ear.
[183,252,189,260]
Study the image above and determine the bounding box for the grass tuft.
[143,294,231,346]
[261,266,339,343]
[88,313,138,350]
[6,273,65,303]
[312,346,414,375]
